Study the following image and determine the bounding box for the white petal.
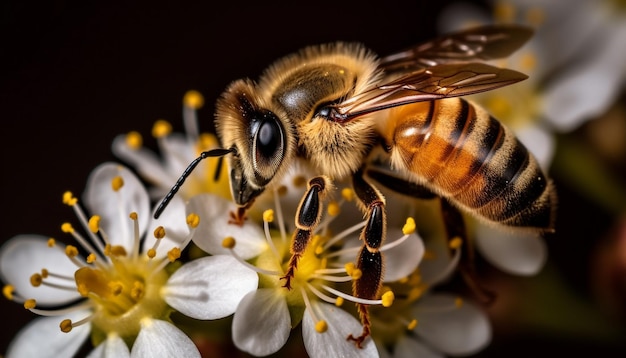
[414,294,491,356]
[382,230,424,282]
[143,194,189,260]
[302,301,379,358]
[159,133,197,176]
[0,235,82,305]
[6,309,91,358]
[130,319,200,358]
[232,289,291,356]
[87,334,130,358]
[163,255,258,320]
[475,222,547,276]
[83,163,150,248]
[187,194,267,259]
[515,125,555,171]
[393,336,444,358]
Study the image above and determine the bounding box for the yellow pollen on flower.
[402,217,416,235]
[109,281,124,296]
[41,269,49,278]
[61,223,74,234]
[62,191,77,206]
[108,245,128,257]
[111,176,124,192]
[77,283,89,297]
[381,291,395,307]
[263,209,274,223]
[222,236,236,249]
[152,119,172,138]
[407,319,418,330]
[60,319,73,333]
[147,248,157,258]
[183,90,205,109]
[314,245,324,255]
[131,281,145,300]
[198,133,218,150]
[327,201,340,216]
[345,262,362,279]
[525,7,545,26]
[125,131,143,149]
[455,297,464,308]
[449,237,463,250]
[408,285,426,301]
[153,226,166,239]
[86,253,97,264]
[315,320,328,333]
[341,188,355,202]
[88,215,101,233]
[129,212,138,220]
[167,247,181,262]
[335,296,344,307]
[47,238,56,247]
[292,175,307,187]
[24,299,36,309]
[65,245,79,258]
[186,213,200,228]
[494,1,516,23]
[3,285,15,300]
[276,185,288,196]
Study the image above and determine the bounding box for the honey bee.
[155,25,556,347]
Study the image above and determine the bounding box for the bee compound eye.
[252,111,285,172]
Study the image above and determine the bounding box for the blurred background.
[1,1,624,356]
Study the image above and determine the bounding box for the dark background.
[2,1,625,357]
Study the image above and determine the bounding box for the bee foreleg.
[280,176,330,290]
[347,169,386,348]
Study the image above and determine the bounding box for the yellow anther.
[222,236,236,249]
[327,201,340,216]
[525,7,544,26]
[198,133,218,150]
[186,213,200,228]
[41,269,49,278]
[449,237,463,250]
[335,296,344,307]
[350,268,362,280]
[292,175,307,187]
[402,217,416,235]
[407,319,418,330]
[167,247,181,262]
[152,119,172,138]
[314,245,324,255]
[65,245,79,258]
[520,52,537,72]
[263,209,274,223]
[111,176,124,192]
[109,245,127,257]
[276,185,288,196]
[62,191,77,206]
[60,319,73,333]
[494,1,516,23]
[109,282,124,296]
[125,131,143,149]
[3,285,15,300]
[86,253,96,264]
[24,299,36,310]
[341,188,355,202]
[47,238,56,247]
[455,297,463,308]
[382,291,395,307]
[315,320,328,333]
[423,249,436,260]
[153,226,166,239]
[61,223,74,234]
[183,90,205,109]
[408,286,426,302]
[77,283,89,297]
[131,281,145,300]
[147,248,157,259]
[344,262,356,276]
[129,212,138,220]
[486,94,513,120]
[88,215,101,233]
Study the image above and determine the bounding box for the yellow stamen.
[222,236,236,249]
[402,217,416,235]
[147,248,157,259]
[263,209,274,223]
[315,320,328,333]
[327,201,340,216]
[61,223,74,234]
[109,281,124,296]
[125,131,143,149]
[486,94,513,120]
[108,245,128,257]
[24,299,36,309]
[88,215,101,233]
[198,133,218,150]
[341,188,355,202]
[449,237,463,250]
[344,262,362,279]
[41,269,49,278]
[335,296,344,307]
[111,176,124,191]
[65,245,79,258]
[167,247,181,262]
[153,226,166,239]
[423,249,436,260]
[183,90,204,109]
[47,238,56,247]
[407,319,418,330]
[131,281,145,300]
[408,285,426,302]
[3,285,15,300]
[152,119,172,138]
[60,319,73,333]
[382,291,395,307]
[292,175,307,187]
[276,185,288,196]
[86,253,96,264]
[62,191,77,206]
[129,212,138,220]
[186,213,200,228]
[314,245,324,255]
[520,52,537,72]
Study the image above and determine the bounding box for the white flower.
[0,162,258,357]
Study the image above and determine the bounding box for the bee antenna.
[153,148,234,219]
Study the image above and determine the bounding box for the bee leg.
[280,176,330,290]
[347,169,386,348]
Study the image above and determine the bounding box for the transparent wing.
[333,62,527,120]
[380,25,533,74]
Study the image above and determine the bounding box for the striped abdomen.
[383,97,555,231]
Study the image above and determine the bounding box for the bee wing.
[335,62,527,119]
[380,25,533,74]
